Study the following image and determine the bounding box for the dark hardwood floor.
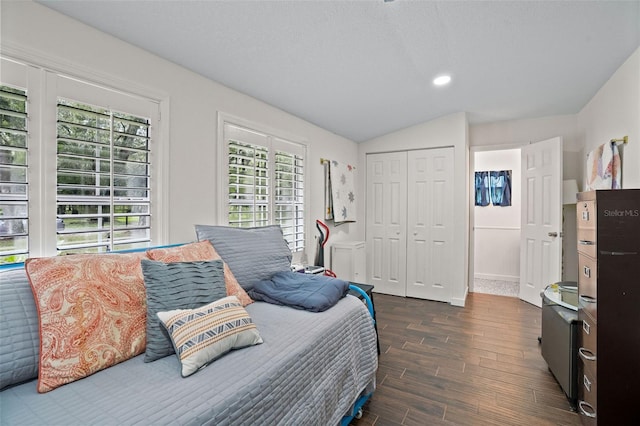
[352,292,581,426]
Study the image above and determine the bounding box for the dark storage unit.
[541,286,579,406]
[576,189,640,426]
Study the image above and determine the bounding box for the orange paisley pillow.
[25,253,148,393]
[147,241,253,307]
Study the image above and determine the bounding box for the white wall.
[1,1,362,261]
[470,114,581,152]
[578,47,640,189]
[473,150,521,282]
[358,112,470,306]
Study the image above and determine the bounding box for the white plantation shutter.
[228,139,269,227]
[224,123,305,252]
[56,98,151,254]
[0,60,161,265]
[274,140,304,252]
[0,85,29,264]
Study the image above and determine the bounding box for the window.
[56,99,151,254]
[0,57,162,266]
[224,122,305,252]
[0,85,29,264]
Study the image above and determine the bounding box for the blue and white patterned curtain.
[475,170,511,207]
[475,171,490,206]
[490,170,512,207]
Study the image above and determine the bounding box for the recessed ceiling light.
[433,75,452,86]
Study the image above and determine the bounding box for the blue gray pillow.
[0,268,40,390]
[194,225,292,291]
[141,259,226,362]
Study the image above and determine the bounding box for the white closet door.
[366,152,407,296]
[406,148,454,302]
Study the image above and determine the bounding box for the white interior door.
[406,148,454,302]
[366,152,407,296]
[519,137,563,307]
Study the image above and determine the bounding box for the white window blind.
[274,145,304,252]
[56,98,151,254]
[0,85,29,264]
[225,123,305,252]
[228,140,269,227]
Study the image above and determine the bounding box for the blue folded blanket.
[248,271,350,312]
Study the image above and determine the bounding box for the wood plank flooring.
[352,292,581,426]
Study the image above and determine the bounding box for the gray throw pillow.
[0,268,40,390]
[141,259,226,362]
[194,225,292,291]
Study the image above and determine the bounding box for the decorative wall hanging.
[322,159,356,224]
[586,136,626,190]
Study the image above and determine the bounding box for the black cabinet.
[541,290,579,406]
[576,189,640,425]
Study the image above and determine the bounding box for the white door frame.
[468,143,528,298]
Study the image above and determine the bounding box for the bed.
[0,226,378,425]
[1,293,377,425]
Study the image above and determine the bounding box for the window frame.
[0,59,30,264]
[218,113,307,253]
[0,54,168,265]
[43,73,162,257]
[55,97,153,255]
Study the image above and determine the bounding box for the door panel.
[413,240,426,285]
[406,148,454,301]
[366,152,407,296]
[519,137,562,307]
[373,183,383,223]
[372,237,383,280]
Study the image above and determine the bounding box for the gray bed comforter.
[248,271,350,312]
[0,296,377,426]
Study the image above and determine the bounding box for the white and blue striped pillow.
[157,296,263,377]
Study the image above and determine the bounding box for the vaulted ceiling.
[38,0,640,142]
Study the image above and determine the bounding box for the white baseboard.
[450,287,468,307]
[474,273,519,282]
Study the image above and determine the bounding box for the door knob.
[548,232,558,237]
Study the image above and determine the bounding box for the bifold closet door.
[406,148,454,302]
[366,148,454,301]
[366,152,407,296]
